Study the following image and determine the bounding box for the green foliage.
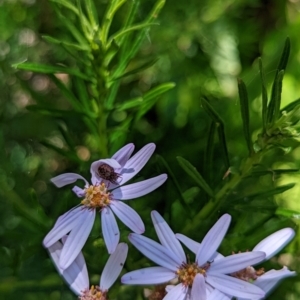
[177,156,214,198]
[1,0,300,299]
[237,78,253,156]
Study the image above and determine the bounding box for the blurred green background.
[0,0,300,299]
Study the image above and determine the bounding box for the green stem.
[89,46,109,156]
[182,151,264,233]
[98,110,108,157]
[101,0,126,49]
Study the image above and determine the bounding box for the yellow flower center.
[81,183,111,208]
[176,262,209,287]
[79,285,107,300]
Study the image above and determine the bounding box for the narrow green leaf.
[109,116,133,152]
[43,33,91,65]
[101,0,127,45]
[144,82,175,101]
[201,98,222,123]
[122,0,165,65]
[50,0,79,15]
[60,43,92,67]
[42,35,89,51]
[276,207,300,219]
[85,0,98,29]
[76,0,92,41]
[135,83,175,120]
[13,62,92,82]
[249,168,298,177]
[41,140,80,162]
[109,22,159,45]
[106,0,165,109]
[49,74,81,111]
[104,40,119,67]
[58,124,76,150]
[111,58,159,81]
[268,70,284,122]
[217,124,230,171]
[26,105,75,117]
[116,97,144,111]
[258,58,268,132]
[267,38,290,124]
[204,121,216,185]
[156,154,190,212]
[234,183,295,202]
[116,0,140,46]
[201,98,230,170]
[281,98,300,113]
[56,12,89,47]
[0,182,48,229]
[73,77,92,110]
[26,104,96,119]
[233,203,277,213]
[237,78,253,156]
[177,156,214,198]
[277,37,290,72]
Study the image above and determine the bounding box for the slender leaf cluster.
[13,0,174,157]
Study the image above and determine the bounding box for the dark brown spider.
[97,163,121,184]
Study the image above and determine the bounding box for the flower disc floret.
[79,285,107,300]
[81,184,111,208]
[176,262,208,287]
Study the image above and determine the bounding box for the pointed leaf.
[267,38,290,124]
[281,98,300,113]
[177,156,214,198]
[249,168,299,177]
[204,121,216,185]
[41,140,80,162]
[50,0,79,15]
[143,82,175,102]
[111,58,159,81]
[42,35,89,51]
[116,97,144,111]
[75,0,92,40]
[118,0,140,45]
[56,12,89,47]
[48,74,81,111]
[155,154,190,212]
[234,183,295,202]
[258,58,268,132]
[13,62,92,81]
[277,37,290,72]
[237,78,253,156]
[276,207,300,219]
[84,0,98,29]
[272,70,285,121]
[101,0,127,44]
[109,22,159,45]
[135,83,175,120]
[201,98,230,170]
[106,0,166,109]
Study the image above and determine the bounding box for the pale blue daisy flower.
[48,238,128,299]
[122,211,266,300]
[43,143,167,269]
[177,227,296,299]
